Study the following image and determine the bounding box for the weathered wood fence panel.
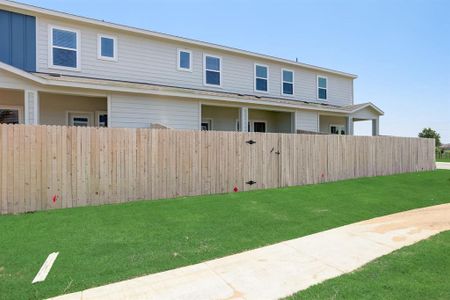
[0,125,435,215]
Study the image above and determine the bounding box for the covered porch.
[0,87,108,127]
[319,103,383,136]
[201,104,295,133]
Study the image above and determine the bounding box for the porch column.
[239,107,248,132]
[291,112,297,133]
[107,95,112,128]
[24,90,39,125]
[372,117,380,136]
[346,116,354,135]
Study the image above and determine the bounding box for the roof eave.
[0,62,357,114]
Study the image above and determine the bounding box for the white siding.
[109,93,200,129]
[295,110,318,132]
[351,107,379,120]
[0,69,38,90]
[36,16,354,107]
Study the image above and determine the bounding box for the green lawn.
[1,170,449,299]
[437,157,450,162]
[288,230,450,299]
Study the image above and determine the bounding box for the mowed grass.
[437,157,450,162]
[0,170,449,299]
[288,230,450,300]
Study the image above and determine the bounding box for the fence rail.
[0,125,435,215]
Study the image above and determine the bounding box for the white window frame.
[48,25,81,71]
[281,68,294,96]
[251,120,267,133]
[66,111,94,127]
[95,111,108,127]
[330,124,346,135]
[317,75,328,100]
[254,63,269,93]
[97,34,118,61]
[203,54,222,87]
[201,118,213,131]
[0,105,23,124]
[235,119,267,132]
[177,49,192,72]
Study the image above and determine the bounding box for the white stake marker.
[32,252,59,284]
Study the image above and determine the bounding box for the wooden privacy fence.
[0,124,435,214]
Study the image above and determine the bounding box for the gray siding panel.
[36,16,353,107]
[351,107,379,120]
[295,110,318,132]
[109,94,200,129]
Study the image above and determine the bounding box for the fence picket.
[0,124,436,214]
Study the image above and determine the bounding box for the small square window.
[98,35,117,61]
[178,50,192,71]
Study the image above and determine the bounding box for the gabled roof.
[0,0,357,79]
[0,61,364,115]
[341,103,384,116]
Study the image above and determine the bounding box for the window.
[201,119,212,131]
[282,69,294,95]
[236,120,266,132]
[255,64,268,92]
[253,121,266,133]
[317,76,328,100]
[204,55,221,86]
[0,106,22,124]
[178,49,192,71]
[68,112,92,127]
[72,117,89,127]
[98,35,117,61]
[330,124,346,135]
[96,111,108,127]
[50,26,79,70]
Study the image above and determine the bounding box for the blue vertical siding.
[0,9,36,72]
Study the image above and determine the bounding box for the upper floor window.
[204,54,221,86]
[178,49,192,71]
[282,69,294,95]
[49,26,79,70]
[317,76,328,100]
[98,35,117,61]
[255,64,268,92]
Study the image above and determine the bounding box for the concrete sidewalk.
[436,162,450,170]
[52,203,450,300]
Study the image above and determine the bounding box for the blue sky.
[23,0,450,142]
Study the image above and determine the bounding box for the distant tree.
[418,128,441,147]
